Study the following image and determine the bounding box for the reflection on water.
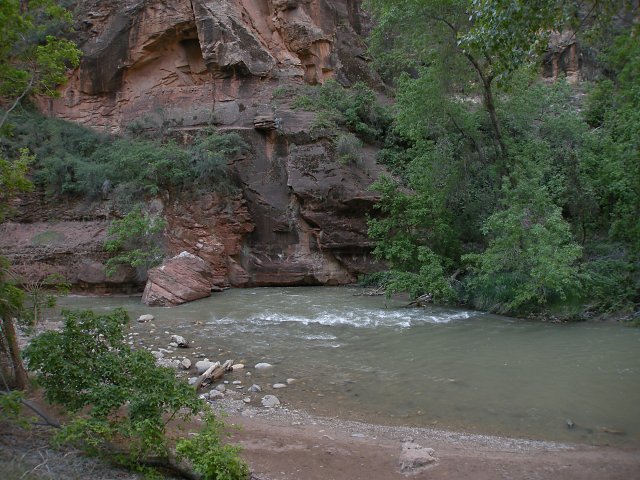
[58,287,640,446]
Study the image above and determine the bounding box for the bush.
[23,309,248,477]
[104,209,166,276]
[334,132,363,165]
[1,109,247,204]
[291,80,392,142]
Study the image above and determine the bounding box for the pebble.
[273,383,287,389]
[232,363,245,371]
[180,358,191,370]
[215,385,226,393]
[243,398,251,404]
[188,377,198,385]
[169,342,178,348]
[261,395,280,408]
[255,362,273,370]
[138,314,154,323]
[286,378,296,385]
[249,384,262,393]
[232,380,242,385]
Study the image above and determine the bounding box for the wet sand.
[217,399,640,480]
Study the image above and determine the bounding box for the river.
[58,286,640,447]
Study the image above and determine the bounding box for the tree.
[0,0,81,129]
[104,208,166,277]
[0,0,79,389]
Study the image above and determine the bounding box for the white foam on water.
[209,308,473,329]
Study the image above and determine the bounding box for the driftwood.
[194,359,233,390]
[405,293,433,308]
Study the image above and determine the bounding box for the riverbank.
[215,398,640,480]
[3,397,639,480]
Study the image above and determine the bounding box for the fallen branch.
[193,360,233,390]
[405,293,433,308]
[0,390,60,428]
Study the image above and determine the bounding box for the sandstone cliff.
[4,0,385,294]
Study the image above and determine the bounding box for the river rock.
[243,397,251,404]
[151,351,164,359]
[231,363,245,371]
[232,380,242,385]
[398,440,436,474]
[138,314,154,323]
[195,360,214,374]
[261,395,280,408]
[215,384,226,392]
[286,378,296,384]
[249,384,261,392]
[170,334,189,348]
[209,390,225,400]
[180,358,192,370]
[255,362,273,370]
[273,383,287,389]
[188,377,198,385]
[142,252,215,307]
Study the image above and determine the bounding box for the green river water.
[58,286,640,447]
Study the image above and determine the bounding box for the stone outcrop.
[2,0,387,294]
[142,251,216,306]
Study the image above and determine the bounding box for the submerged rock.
[249,384,261,392]
[273,383,287,389]
[138,314,154,323]
[255,362,273,370]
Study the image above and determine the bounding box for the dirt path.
[220,401,640,480]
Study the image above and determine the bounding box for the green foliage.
[366,1,639,316]
[23,308,247,477]
[292,79,392,142]
[334,132,363,165]
[1,110,246,203]
[0,148,33,221]
[104,209,166,276]
[463,140,584,313]
[0,0,81,128]
[176,412,249,480]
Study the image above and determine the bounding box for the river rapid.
[58,286,640,447]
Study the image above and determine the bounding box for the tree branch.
[0,75,35,131]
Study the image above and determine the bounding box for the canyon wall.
[3,0,385,294]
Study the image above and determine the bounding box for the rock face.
[1,0,386,293]
[142,251,215,306]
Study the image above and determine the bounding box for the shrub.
[104,209,166,276]
[334,132,363,165]
[23,309,248,478]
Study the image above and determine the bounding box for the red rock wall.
[9,0,384,291]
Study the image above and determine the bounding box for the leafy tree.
[104,209,166,276]
[23,309,249,478]
[0,0,81,129]
[463,139,584,313]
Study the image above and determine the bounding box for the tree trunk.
[1,316,28,390]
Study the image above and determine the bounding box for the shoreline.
[213,398,640,480]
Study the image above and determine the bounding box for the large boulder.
[142,251,215,306]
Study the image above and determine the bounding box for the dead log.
[194,360,233,390]
[405,293,433,308]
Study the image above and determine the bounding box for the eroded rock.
[142,252,214,306]
[398,440,437,474]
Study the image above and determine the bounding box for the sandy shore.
[216,399,640,480]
